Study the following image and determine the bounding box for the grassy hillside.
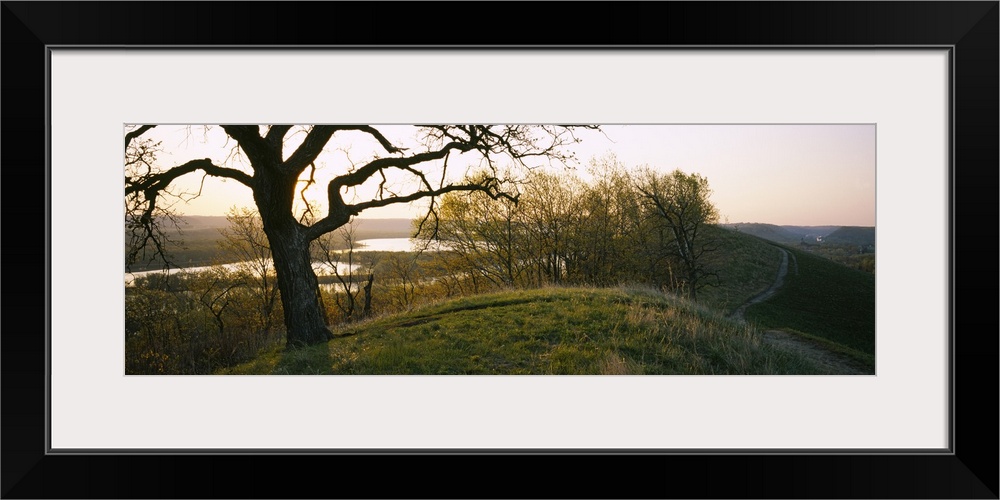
[699,225,783,313]
[745,245,876,355]
[220,286,836,375]
[133,218,874,376]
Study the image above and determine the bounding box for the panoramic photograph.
[124,124,876,375]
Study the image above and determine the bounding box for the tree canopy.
[634,168,720,300]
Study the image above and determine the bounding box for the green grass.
[220,286,834,375]
[773,327,875,371]
[698,226,783,312]
[745,245,876,355]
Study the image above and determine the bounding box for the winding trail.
[730,248,791,321]
[730,247,867,375]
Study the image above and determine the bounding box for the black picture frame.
[3,2,996,498]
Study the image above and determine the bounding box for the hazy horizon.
[170,213,875,229]
[129,124,876,227]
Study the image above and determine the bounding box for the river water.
[124,238,433,286]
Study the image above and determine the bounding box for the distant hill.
[822,226,876,247]
[781,225,841,240]
[722,223,829,245]
[172,215,230,231]
[721,223,871,246]
[352,218,415,239]
[136,215,414,239]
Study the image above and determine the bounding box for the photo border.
[3,2,997,498]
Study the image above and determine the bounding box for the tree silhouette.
[125,125,595,347]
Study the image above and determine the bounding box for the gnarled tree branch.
[280,125,408,177]
[125,125,157,150]
[126,158,254,195]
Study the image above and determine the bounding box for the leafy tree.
[634,168,721,301]
[379,251,424,311]
[571,156,647,286]
[518,170,583,286]
[421,176,529,290]
[219,207,281,334]
[125,125,595,346]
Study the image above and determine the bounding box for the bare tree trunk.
[316,284,330,325]
[362,272,374,318]
[688,273,698,302]
[266,221,333,347]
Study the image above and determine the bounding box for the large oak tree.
[125,125,594,347]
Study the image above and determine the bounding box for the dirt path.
[730,247,866,375]
[759,329,867,375]
[730,248,791,321]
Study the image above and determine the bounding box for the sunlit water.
[353,238,413,252]
[354,238,451,252]
[124,237,444,286]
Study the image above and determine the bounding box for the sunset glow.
[140,124,875,227]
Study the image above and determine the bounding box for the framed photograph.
[4,2,996,498]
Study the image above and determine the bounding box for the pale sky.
[129,124,875,227]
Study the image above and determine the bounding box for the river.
[124,238,436,286]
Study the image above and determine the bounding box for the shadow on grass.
[270,341,336,375]
[745,245,876,355]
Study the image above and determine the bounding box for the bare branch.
[351,180,518,214]
[126,158,253,195]
[298,162,319,223]
[300,125,595,243]
[125,158,254,271]
[280,125,338,175]
[330,141,472,191]
[280,125,406,177]
[351,125,406,154]
[124,125,156,151]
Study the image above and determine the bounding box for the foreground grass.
[220,286,833,375]
[746,246,876,355]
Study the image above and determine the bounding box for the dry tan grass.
[599,351,636,375]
